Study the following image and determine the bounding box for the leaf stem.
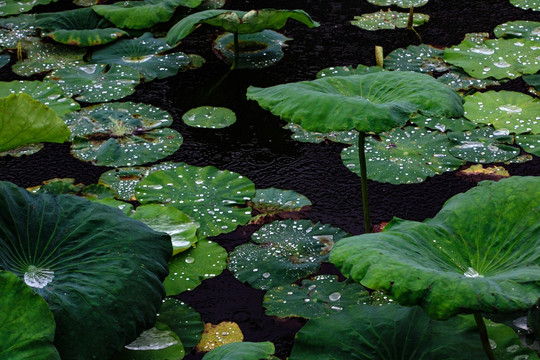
[406,6,423,43]
[375,46,384,68]
[231,31,239,70]
[357,131,371,233]
[474,312,496,360]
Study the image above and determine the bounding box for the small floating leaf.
[12,41,86,77]
[510,0,540,11]
[366,0,429,7]
[448,127,520,163]
[494,20,540,41]
[248,187,311,224]
[456,164,510,182]
[115,322,185,360]
[350,10,429,31]
[202,342,275,360]
[196,322,243,353]
[182,106,236,128]
[516,134,540,156]
[157,298,204,352]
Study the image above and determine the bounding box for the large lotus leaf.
[45,64,140,103]
[90,33,191,80]
[283,123,358,145]
[516,134,540,156]
[0,93,70,153]
[164,239,227,295]
[182,106,236,128]
[263,275,370,319]
[350,10,429,31]
[247,72,464,134]
[366,0,429,7]
[132,204,199,255]
[341,127,465,185]
[136,164,255,237]
[228,219,348,290]
[0,271,60,360]
[409,114,479,132]
[0,181,172,359]
[494,20,540,41]
[510,0,540,11]
[36,8,128,46]
[0,81,80,117]
[157,298,204,351]
[99,162,182,200]
[202,342,275,360]
[93,0,203,29]
[317,64,385,78]
[289,303,539,360]
[448,127,520,163]
[0,54,8,68]
[444,38,540,79]
[330,176,540,319]
[213,30,291,69]
[0,0,58,17]
[166,9,319,44]
[463,90,540,134]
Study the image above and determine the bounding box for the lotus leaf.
[341,127,465,184]
[0,80,80,117]
[289,303,539,360]
[197,0,226,10]
[166,9,319,44]
[99,162,182,200]
[182,106,236,128]
[157,298,204,351]
[93,0,203,29]
[28,177,84,195]
[136,164,255,237]
[494,20,540,41]
[45,64,140,103]
[202,342,275,360]
[409,114,478,132]
[510,0,540,11]
[350,10,429,31]
[524,74,540,92]
[436,68,502,91]
[283,123,358,144]
[164,240,227,295]
[366,0,429,7]
[12,41,87,77]
[75,0,106,6]
[250,188,311,215]
[228,219,348,290]
[0,93,70,153]
[463,90,540,134]
[0,143,43,157]
[516,134,540,156]
[247,71,464,134]
[0,181,172,359]
[213,30,291,69]
[0,270,60,360]
[0,13,39,49]
[0,54,8,68]
[64,101,182,166]
[114,322,184,360]
[196,322,244,352]
[330,176,540,319]
[0,0,58,17]
[263,275,370,319]
[90,33,192,80]
[444,37,540,79]
[448,127,520,163]
[457,164,510,182]
[36,8,128,46]
[316,64,384,78]
[131,204,199,255]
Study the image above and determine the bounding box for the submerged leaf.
[351,10,429,31]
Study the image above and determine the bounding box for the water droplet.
[464,267,483,278]
[328,292,341,301]
[185,256,195,264]
[498,105,522,113]
[24,265,54,288]
[262,272,270,278]
[489,339,497,349]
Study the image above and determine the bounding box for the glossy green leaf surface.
[366,0,429,7]
[463,90,540,134]
[351,10,429,31]
[164,240,227,295]
[248,71,463,133]
[448,127,520,163]
[283,123,358,144]
[45,64,140,103]
[384,44,449,73]
[0,0,58,17]
[136,164,255,237]
[0,13,39,49]
[228,219,348,290]
[263,275,370,319]
[409,114,478,132]
[494,20,540,41]
[250,188,311,214]
[0,143,43,158]
[0,93,70,153]
[115,322,184,360]
[12,41,86,77]
[436,68,502,92]
[516,134,540,156]
[0,271,60,360]
[90,33,191,80]
[316,64,384,78]
[341,127,464,184]
[202,342,275,360]
[157,298,204,351]
[524,74,540,92]
[0,181,172,359]
[510,0,540,11]
[330,176,540,319]
[182,106,236,128]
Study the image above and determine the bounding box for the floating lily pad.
[444,37,540,79]
[350,10,429,31]
[330,176,540,319]
[99,162,182,201]
[341,127,465,185]
[136,164,255,237]
[516,134,540,156]
[0,0,58,17]
[494,20,540,41]
[283,123,358,145]
[248,188,311,224]
[64,101,182,166]
[366,0,429,7]
[0,271,60,360]
[157,298,204,352]
[93,0,203,29]
[436,68,502,91]
[196,322,244,353]
[182,106,236,128]
[0,93,70,153]
[0,81,80,117]
[510,0,540,11]
[36,8,127,46]
[409,114,478,132]
[115,322,185,360]
[228,219,348,290]
[457,164,510,182]
[448,127,520,163]
[45,64,140,103]
[316,64,384,78]
[164,240,227,295]
[213,30,291,69]
[0,143,43,157]
[90,33,192,81]
[0,54,9,68]
[463,90,540,134]
[263,275,370,319]
[202,342,275,360]
[0,25,40,50]
[131,204,199,255]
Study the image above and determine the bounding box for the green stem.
[231,31,239,70]
[375,46,384,68]
[357,131,371,233]
[406,6,423,43]
[474,312,496,360]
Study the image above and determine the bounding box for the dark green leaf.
[202,342,275,360]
